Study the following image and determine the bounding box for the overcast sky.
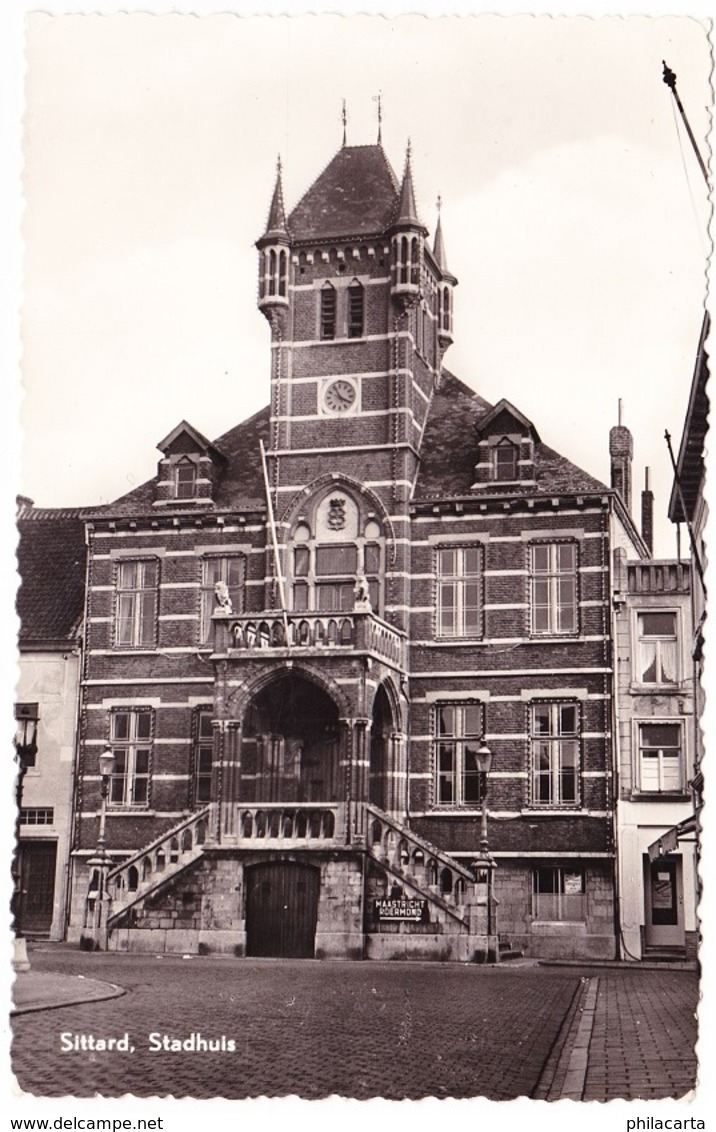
[17,13,711,556]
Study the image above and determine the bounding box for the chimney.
[609,399,633,514]
[16,495,35,518]
[641,467,654,556]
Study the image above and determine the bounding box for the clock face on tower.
[323,379,358,415]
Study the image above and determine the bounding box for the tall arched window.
[290,497,384,615]
[347,281,364,338]
[320,283,337,340]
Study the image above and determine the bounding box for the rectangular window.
[194,709,214,805]
[347,283,364,338]
[115,560,158,648]
[532,867,585,921]
[175,462,197,499]
[200,556,244,643]
[20,808,54,825]
[437,546,481,637]
[320,286,336,340]
[639,723,683,792]
[530,542,577,635]
[637,612,678,684]
[109,709,152,807]
[531,702,579,806]
[494,442,518,481]
[435,703,483,805]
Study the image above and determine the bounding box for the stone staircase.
[107,807,212,926]
[365,804,478,927]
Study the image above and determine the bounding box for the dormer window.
[493,439,518,482]
[320,283,337,340]
[175,459,197,499]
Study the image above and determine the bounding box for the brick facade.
[65,138,654,961]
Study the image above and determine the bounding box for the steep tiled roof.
[104,405,270,516]
[287,145,399,241]
[16,511,87,646]
[414,371,608,499]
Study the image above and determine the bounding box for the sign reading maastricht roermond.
[373,898,428,922]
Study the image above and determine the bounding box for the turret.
[389,142,428,309]
[432,199,458,353]
[257,156,290,321]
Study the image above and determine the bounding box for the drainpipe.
[607,497,624,960]
[65,522,92,937]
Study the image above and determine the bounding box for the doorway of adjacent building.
[17,840,57,937]
[644,855,685,950]
[245,861,320,958]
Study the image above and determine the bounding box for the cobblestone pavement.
[11,948,698,1102]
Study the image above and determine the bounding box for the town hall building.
[59,135,665,961]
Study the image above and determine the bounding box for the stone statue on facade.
[214,580,233,614]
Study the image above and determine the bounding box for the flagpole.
[259,439,291,645]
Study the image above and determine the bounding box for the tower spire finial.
[342,99,347,147]
[375,91,383,144]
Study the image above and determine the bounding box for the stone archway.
[369,683,400,812]
[240,671,341,804]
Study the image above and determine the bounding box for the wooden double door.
[246,861,320,958]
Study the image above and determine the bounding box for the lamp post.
[81,745,115,952]
[476,741,493,856]
[472,740,498,961]
[12,704,39,970]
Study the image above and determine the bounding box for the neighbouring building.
[15,503,87,939]
[613,546,698,960]
[60,135,664,961]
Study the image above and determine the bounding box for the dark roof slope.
[17,511,87,646]
[668,310,709,524]
[104,405,271,516]
[414,372,608,499]
[287,145,399,241]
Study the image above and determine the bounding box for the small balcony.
[627,561,690,595]
[212,609,405,669]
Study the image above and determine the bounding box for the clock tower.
[256,133,456,628]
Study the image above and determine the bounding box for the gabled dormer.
[153,421,226,507]
[471,399,540,489]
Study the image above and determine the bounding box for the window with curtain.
[636,612,678,684]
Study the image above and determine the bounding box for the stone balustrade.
[107,806,211,916]
[228,802,345,847]
[366,803,476,923]
[212,609,405,668]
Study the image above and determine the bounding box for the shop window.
[532,867,585,921]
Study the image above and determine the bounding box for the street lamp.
[471,740,498,962]
[12,704,39,969]
[476,741,493,855]
[80,745,115,951]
